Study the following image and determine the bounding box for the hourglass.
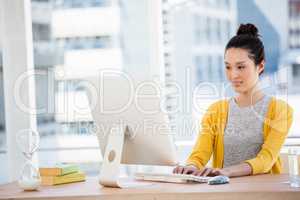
[16,129,41,191]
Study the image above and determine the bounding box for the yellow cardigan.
[186,97,293,174]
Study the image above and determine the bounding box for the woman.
[173,23,293,178]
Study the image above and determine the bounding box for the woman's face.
[224,48,264,94]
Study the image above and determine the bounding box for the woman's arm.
[216,163,252,177]
[216,100,293,177]
[194,162,252,177]
[244,100,293,175]
[185,103,219,169]
[174,101,222,173]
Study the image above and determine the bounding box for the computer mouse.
[207,175,230,185]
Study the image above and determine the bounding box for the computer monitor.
[85,72,178,187]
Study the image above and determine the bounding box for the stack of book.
[39,164,86,186]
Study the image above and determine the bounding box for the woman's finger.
[196,171,203,176]
[173,166,182,174]
[192,170,199,176]
[183,167,194,174]
[198,167,208,176]
[178,166,185,174]
[211,168,221,176]
[203,168,213,177]
[172,166,178,173]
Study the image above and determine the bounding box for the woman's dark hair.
[225,23,265,75]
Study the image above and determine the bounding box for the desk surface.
[0,174,300,200]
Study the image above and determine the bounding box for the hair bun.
[237,23,259,37]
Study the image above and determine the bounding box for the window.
[206,17,211,42]
[70,37,84,49]
[292,63,300,77]
[226,20,231,40]
[193,15,207,45]
[33,0,50,2]
[57,36,111,50]
[194,56,204,83]
[218,55,224,81]
[0,0,119,184]
[224,0,231,10]
[216,19,222,43]
[193,15,201,45]
[207,0,217,8]
[3,0,300,185]
[220,19,228,43]
[68,0,81,7]
[210,18,216,44]
[0,70,7,184]
[211,56,219,82]
[94,36,111,48]
[90,0,110,7]
[32,24,50,41]
[53,0,110,9]
[207,55,213,81]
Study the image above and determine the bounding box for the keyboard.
[135,172,210,183]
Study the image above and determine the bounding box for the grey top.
[223,95,271,168]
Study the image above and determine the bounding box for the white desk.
[0,174,300,200]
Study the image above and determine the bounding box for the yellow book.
[41,172,86,186]
[39,164,79,176]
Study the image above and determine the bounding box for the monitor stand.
[98,125,152,188]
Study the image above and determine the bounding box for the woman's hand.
[193,167,217,177]
[209,163,251,178]
[192,167,232,177]
[209,168,231,177]
[173,165,199,175]
[173,165,232,177]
